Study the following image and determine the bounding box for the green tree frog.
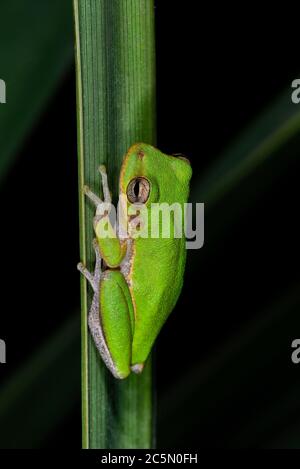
[78,143,192,379]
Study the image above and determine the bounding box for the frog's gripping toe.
[131,363,144,374]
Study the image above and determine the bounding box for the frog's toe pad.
[131,363,144,374]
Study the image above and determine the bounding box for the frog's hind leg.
[99,270,135,379]
[78,240,133,379]
[88,290,119,377]
[77,240,117,378]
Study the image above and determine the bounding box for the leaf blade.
[73,0,156,449]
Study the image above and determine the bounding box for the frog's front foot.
[82,164,111,204]
[98,165,111,204]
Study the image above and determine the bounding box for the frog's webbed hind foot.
[77,262,97,291]
[131,363,144,374]
[77,238,102,292]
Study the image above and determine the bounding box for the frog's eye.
[126,177,150,204]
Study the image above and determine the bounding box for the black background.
[0,2,299,448]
